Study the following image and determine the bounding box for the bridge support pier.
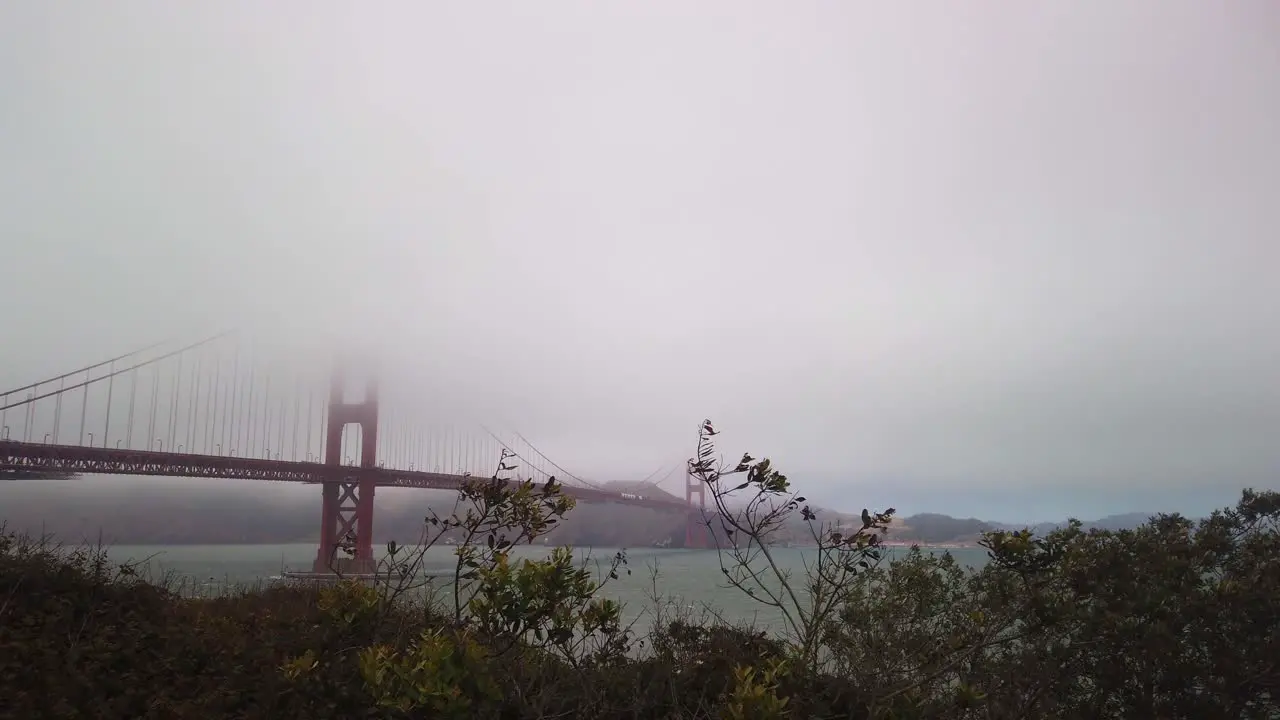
[684,468,712,549]
[312,369,379,576]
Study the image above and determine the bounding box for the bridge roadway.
[0,440,690,512]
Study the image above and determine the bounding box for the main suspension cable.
[0,332,232,414]
[0,338,178,397]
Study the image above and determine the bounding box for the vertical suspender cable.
[291,378,300,461]
[125,367,137,450]
[103,360,116,447]
[244,352,256,456]
[319,375,328,463]
[147,367,159,449]
[207,351,220,453]
[276,395,286,459]
[305,387,314,461]
[381,406,389,466]
[167,354,183,451]
[24,392,33,442]
[78,368,90,445]
[52,377,64,443]
[224,343,239,454]
[260,371,272,458]
[186,357,201,452]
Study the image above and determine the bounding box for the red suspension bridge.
[0,333,714,575]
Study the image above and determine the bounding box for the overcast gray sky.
[3,2,1278,520]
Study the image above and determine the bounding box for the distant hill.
[765,509,993,546]
[889,513,993,544]
[1086,512,1159,530]
[882,511,1160,545]
[991,511,1159,536]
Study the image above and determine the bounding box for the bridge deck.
[0,440,690,512]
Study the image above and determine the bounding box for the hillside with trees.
[886,513,993,544]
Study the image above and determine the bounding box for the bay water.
[103,543,990,635]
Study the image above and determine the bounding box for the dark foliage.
[0,536,850,719]
[0,534,415,718]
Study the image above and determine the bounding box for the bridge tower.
[311,364,380,575]
[684,467,711,549]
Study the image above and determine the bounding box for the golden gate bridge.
[0,332,713,575]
